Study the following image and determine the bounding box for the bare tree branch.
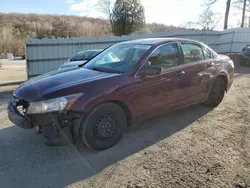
[233,0,250,27]
[203,0,217,14]
[185,8,222,30]
[97,0,114,31]
[202,0,231,29]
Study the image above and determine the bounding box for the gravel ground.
[0,66,249,188]
[70,67,250,188]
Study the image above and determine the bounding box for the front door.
[127,43,183,120]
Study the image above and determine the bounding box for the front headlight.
[228,60,234,68]
[27,93,83,114]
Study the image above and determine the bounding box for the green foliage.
[112,0,145,35]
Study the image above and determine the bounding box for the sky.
[0,0,245,29]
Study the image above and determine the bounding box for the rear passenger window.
[181,43,204,63]
[147,43,180,69]
[202,47,212,59]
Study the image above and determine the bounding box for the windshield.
[84,43,152,73]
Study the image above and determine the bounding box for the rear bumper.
[7,101,32,129]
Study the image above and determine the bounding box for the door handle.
[177,71,185,77]
[207,62,215,67]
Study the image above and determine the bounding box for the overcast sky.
[0,0,245,29]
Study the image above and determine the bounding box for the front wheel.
[76,103,127,150]
[204,77,226,107]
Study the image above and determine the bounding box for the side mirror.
[139,66,162,76]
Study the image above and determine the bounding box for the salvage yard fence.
[25,27,250,78]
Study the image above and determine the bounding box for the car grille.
[16,99,29,115]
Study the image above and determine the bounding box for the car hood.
[14,67,120,102]
[59,60,87,69]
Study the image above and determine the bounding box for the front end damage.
[7,98,80,146]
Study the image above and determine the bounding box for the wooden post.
[230,31,235,55]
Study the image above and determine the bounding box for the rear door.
[177,42,213,105]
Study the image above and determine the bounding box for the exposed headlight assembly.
[228,60,234,68]
[27,93,83,114]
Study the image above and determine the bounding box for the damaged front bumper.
[8,101,32,129]
[7,100,59,129]
[7,100,80,145]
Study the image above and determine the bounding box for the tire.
[76,103,127,150]
[204,77,226,107]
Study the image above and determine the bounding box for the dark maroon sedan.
[8,38,234,150]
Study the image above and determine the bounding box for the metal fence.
[25,27,250,78]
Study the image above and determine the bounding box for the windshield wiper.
[78,61,89,68]
[91,67,107,72]
[91,67,123,73]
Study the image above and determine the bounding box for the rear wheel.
[76,103,127,150]
[204,77,226,107]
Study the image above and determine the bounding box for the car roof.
[120,38,202,45]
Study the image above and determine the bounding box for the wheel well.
[109,100,132,126]
[217,75,228,91]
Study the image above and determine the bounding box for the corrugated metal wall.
[25,27,250,78]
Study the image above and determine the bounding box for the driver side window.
[147,43,180,69]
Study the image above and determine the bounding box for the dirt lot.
[0,64,249,188]
[0,59,26,92]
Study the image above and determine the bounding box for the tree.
[200,10,222,30]
[113,0,145,35]
[241,0,247,27]
[185,9,222,30]
[233,0,250,11]
[98,0,114,32]
[203,0,232,29]
[0,13,113,54]
[203,0,217,12]
[0,12,182,55]
[233,0,250,27]
[99,0,145,35]
[224,0,232,29]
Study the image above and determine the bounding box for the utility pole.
[241,0,247,27]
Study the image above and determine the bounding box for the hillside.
[0,13,184,55]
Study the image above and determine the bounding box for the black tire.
[204,77,226,107]
[76,103,127,150]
